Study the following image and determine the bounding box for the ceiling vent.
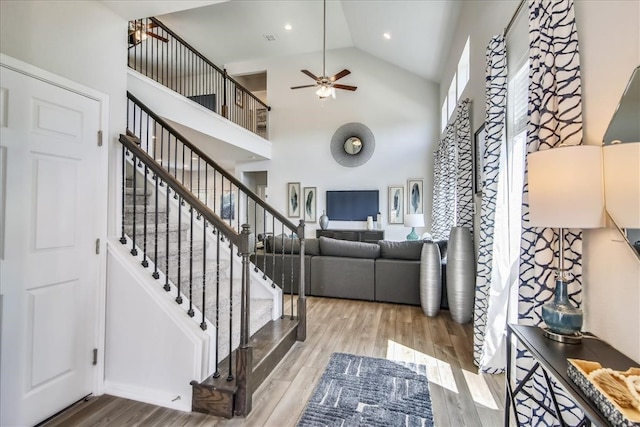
[263,34,277,42]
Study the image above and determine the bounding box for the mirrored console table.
[505,324,637,426]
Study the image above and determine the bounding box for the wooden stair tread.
[192,317,299,417]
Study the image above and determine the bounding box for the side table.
[505,324,637,426]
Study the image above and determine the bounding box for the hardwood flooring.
[42,297,505,426]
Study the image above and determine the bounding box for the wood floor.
[42,297,505,427]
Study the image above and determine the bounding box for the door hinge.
[97,130,103,147]
[95,238,100,255]
[92,348,98,365]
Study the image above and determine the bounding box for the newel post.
[235,224,254,416]
[297,220,307,342]
[222,68,229,118]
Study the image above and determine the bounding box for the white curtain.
[431,100,473,241]
[473,35,508,374]
[515,0,585,424]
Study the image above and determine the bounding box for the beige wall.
[442,0,640,361]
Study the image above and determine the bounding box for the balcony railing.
[128,17,270,139]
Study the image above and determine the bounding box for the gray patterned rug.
[297,353,434,427]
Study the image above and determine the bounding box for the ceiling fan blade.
[147,32,169,43]
[330,69,351,82]
[291,84,317,90]
[301,70,319,80]
[333,84,357,91]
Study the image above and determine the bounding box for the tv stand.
[316,229,384,243]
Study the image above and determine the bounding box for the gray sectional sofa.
[251,235,448,308]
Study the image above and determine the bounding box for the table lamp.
[404,214,424,241]
[527,145,605,343]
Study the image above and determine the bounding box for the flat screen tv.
[326,190,379,221]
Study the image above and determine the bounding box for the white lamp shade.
[404,213,425,228]
[528,145,605,229]
[603,142,640,228]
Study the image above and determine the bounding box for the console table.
[505,324,637,426]
[316,229,384,243]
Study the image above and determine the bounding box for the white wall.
[230,47,440,241]
[105,243,209,411]
[0,0,128,239]
[441,0,640,361]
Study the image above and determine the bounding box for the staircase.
[119,132,306,418]
[123,177,274,359]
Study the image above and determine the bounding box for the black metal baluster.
[227,240,234,382]
[142,163,149,268]
[200,220,207,330]
[271,216,276,286]
[120,145,127,244]
[164,181,170,292]
[280,224,285,318]
[130,155,138,256]
[176,195,183,303]
[152,165,160,279]
[290,236,294,320]
[187,204,195,317]
[213,231,220,378]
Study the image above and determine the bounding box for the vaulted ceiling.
[105,0,462,83]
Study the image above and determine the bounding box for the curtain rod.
[505,0,527,36]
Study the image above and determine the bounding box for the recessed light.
[284,24,292,31]
[383,32,391,40]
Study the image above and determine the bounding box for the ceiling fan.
[128,20,168,46]
[290,0,357,99]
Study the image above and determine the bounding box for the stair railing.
[124,93,307,414]
[120,133,261,414]
[128,17,270,139]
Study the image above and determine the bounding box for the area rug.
[297,353,434,427]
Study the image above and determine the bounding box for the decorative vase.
[366,215,373,230]
[446,226,475,324]
[420,242,442,317]
[376,212,382,230]
[541,278,583,335]
[319,211,329,230]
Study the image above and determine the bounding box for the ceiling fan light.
[316,85,333,98]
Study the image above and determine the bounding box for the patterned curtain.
[431,100,473,240]
[515,0,585,424]
[473,34,508,374]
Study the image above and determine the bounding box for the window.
[457,37,470,96]
[447,75,457,119]
[441,100,448,132]
[441,36,470,133]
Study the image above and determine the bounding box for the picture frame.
[303,187,317,222]
[287,182,301,218]
[235,87,243,108]
[473,123,486,195]
[407,178,424,215]
[220,191,235,220]
[388,186,404,224]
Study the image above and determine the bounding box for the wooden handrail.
[119,133,243,246]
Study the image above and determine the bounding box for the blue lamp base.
[406,228,419,241]
[541,278,583,344]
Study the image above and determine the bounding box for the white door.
[0,65,103,426]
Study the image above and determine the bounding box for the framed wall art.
[407,178,424,215]
[235,87,243,108]
[388,186,404,224]
[287,182,301,218]
[303,187,317,222]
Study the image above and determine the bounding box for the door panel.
[0,65,102,426]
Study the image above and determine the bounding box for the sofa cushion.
[378,240,423,260]
[318,236,380,259]
[305,238,320,256]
